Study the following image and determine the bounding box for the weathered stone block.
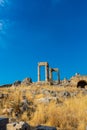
[7,121,30,130]
[0,117,9,130]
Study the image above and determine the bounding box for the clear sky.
[0,0,87,84]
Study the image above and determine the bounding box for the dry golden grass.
[30,96,87,130]
[0,85,87,130]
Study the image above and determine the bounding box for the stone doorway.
[38,62,49,82]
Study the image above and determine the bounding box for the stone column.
[58,70,60,84]
[38,65,40,82]
[47,65,49,82]
[49,68,52,81]
[45,65,49,82]
[45,65,47,82]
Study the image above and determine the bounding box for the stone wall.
[70,75,87,87]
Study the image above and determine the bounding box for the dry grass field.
[0,85,87,130]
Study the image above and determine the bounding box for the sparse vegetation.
[0,85,87,130]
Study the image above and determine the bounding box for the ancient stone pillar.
[38,65,40,82]
[49,68,52,81]
[45,64,49,82]
[58,70,60,84]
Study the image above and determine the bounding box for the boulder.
[50,90,57,97]
[59,91,71,98]
[37,97,51,104]
[36,97,61,104]
[21,78,32,86]
[0,117,9,130]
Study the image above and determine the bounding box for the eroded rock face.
[21,78,32,86]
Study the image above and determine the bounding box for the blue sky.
[0,0,87,84]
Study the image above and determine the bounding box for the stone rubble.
[0,117,57,130]
[7,121,30,130]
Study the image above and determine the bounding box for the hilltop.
[0,62,87,130]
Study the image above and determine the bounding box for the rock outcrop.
[21,78,32,86]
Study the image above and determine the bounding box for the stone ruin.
[37,62,87,87]
[38,62,49,82]
[38,62,60,85]
[70,74,87,88]
[49,68,60,85]
[0,117,57,130]
[2,61,87,88]
[0,62,60,87]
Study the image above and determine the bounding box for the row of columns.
[38,62,60,84]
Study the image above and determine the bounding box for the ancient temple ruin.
[38,62,49,82]
[38,62,60,85]
[49,68,60,84]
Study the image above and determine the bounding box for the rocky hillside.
[0,84,87,130]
